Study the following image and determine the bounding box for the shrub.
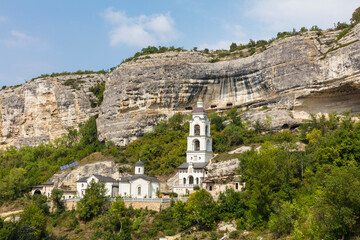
[229,230,239,239]
[209,58,220,63]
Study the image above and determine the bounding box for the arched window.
[206,125,209,136]
[194,124,200,136]
[34,189,41,195]
[207,140,211,151]
[194,140,200,151]
[138,168,140,173]
[189,176,194,185]
[196,177,199,185]
[209,186,213,191]
[183,178,186,184]
[138,186,141,195]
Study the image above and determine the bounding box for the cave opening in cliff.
[226,103,233,107]
[185,107,193,110]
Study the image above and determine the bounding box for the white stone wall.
[151,182,160,198]
[119,182,131,197]
[130,178,150,198]
[76,182,88,198]
[105,182,114,197]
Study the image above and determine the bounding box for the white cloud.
[103,8,179,47]
[198,23,248,51]
[247,0,359,31]
[199,40,233,51]
[2,30,37,47]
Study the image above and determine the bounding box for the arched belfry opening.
[194,124,200,136]
[193,139,200,151]
[206,125,209,136]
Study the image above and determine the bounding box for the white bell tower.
[186,99,213,163]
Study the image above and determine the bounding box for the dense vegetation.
[0,116,103,204]
[2,107,360,239]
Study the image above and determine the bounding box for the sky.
[0,0,359,86]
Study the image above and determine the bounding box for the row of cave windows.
[185,103,233,111]
[206,182,240,191]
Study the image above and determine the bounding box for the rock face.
[3,24,360,148]
[49,161,130,190]
[0,74,104,147]
[98,24,360,145]
[206,159,240,183]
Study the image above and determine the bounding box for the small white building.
[119,161,160,198]
[76,174,118,198]
[174,100,213,195]
[31,180,55,198]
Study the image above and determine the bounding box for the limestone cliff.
[2,24,360,148]
[97,24,360,145]
[0,74,104,147]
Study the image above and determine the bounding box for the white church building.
[118,161,160,198]
[174,100,213,195]
[76,161,160,199]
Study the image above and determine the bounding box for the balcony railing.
[174,184,199,188]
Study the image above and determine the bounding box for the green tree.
[173,200,191,230]
[311,166,360,239]
[51,189,64,213]
[218,188,247,220]
[351,6,360,23]
[185,189,218,230]
[77,179,107,220]
[229,42,237,52]
[19,203,47,238]
[0,168,29,202]
[239,142,301,228]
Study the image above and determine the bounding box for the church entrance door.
[189,176,194,184]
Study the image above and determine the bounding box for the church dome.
[135,161,144,167]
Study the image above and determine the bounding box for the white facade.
[174,100,213,195]
[76,175,116,198]
[118,161,160,198]
[30,181,54,198]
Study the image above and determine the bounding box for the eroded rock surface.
[206,158,240,183]
[98,24,360,145]
[0,74,105,147]
[2,25,360,148]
